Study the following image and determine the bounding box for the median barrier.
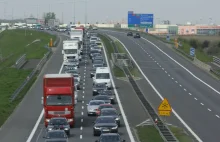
[15,54,27,69]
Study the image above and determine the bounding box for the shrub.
[202,40,210,49]
[207,46,220,55]
[189,39,199,49]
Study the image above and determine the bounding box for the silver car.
[87,100,105,116]
[43,130,68,142]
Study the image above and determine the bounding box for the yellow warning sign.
[159,111,171,116]
[158,98,172,111]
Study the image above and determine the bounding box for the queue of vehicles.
[41,27,126,141]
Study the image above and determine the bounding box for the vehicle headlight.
[94,127,100,129]
[64,128,69,130]
[46,119,50,122]
[93,90,97,92]
[112,126,118,129]
[115,117,120,120]
[67,119,73,122]
[48,127,52,131]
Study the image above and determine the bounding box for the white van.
[93,67,111,89]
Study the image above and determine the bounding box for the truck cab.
[62,40,81,61]
[93,67,112,90]
[42,74,75,127]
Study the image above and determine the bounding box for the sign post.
[158,98,172,126]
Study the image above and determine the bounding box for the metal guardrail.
[15,54,27,69]
[102,33,179,142]
[10,51,52,102]
[213,56,220,65]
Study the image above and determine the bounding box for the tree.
[43,12,56,25]
[189,39,198,49]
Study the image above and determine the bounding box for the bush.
[189,39,199,49]
[218,42,220,48]
[207,46,220,55]
[202,40,210,49]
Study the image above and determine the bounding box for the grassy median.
[0,29,56,126]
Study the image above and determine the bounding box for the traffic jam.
[41,26,126,142]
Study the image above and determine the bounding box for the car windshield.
[74,78,79,83]
[93,60,103,64]
[101,110,117,116]
[90,101,105,105]
[66,70,77,73]
[96,42,102,45]
[94,64,103,68]
[100,135,120,142]
[96,117,115,123]
[95,96,109,100]
[99,105,113,110]
[46,95,72,106]
[46,131,66,138]
[96,73,110,79]
[91,38,97,40]
[49,119,68,125]
[64,49,77,54]
[94,83,106,88]
[100,91,112,95]
[73,74,79,77]
[91,50,99,53]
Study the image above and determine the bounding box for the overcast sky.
[0,0,219,25]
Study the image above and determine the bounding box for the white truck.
[70,29,84,55]
[62,40,81,61]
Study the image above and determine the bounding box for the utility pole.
[85,0,87,26]
[73,0,76,24]
[12,8,13,20]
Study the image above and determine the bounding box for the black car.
[127,32,133,36]
[99,90,115,104]
[92,83,108,96]
[74,78,80,90]
[92,54,102,61]
[46,117,70,135]
[90,51,101,59]
[43,130,68,141]
[95,133,125,142]
[134,33,141,38]
[93,95,111,104]
[100,108,121,126]
[92,56,104,64]
[93,116,118,136]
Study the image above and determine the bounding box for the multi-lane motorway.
[100,29,220,142]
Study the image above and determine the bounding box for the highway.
[101,29,220,142]
[28,36,131,142]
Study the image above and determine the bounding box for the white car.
[73,73,81,82]
[75,86,78,105]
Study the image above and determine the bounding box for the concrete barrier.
[193,57,211,71]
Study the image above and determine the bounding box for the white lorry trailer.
[62,40,81,61]
[70,29,84,55]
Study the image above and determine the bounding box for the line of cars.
[127,31,141,38]
[41,27,86,142]
[86,33,126,142]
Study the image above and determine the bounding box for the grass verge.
[136,125,194,142]
[0,29,55,126]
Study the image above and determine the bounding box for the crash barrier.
[102,34,179,142]
[15,54,27,69]
[10,51,52,102]
[213,56,220,65]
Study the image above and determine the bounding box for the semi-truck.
[42,74,75,127]
[62,40,81,61]
[69,30,84,55]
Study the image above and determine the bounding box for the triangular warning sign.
[158,98,172,111]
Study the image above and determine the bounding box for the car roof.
[89,100,105,103]
[94,95,109,99]
[101,133,120,136]
[97,116,115,119]
[99,104,113,106]
[100,108,116,111]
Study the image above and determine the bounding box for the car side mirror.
[86,104,88,106]
[41,97,44,105]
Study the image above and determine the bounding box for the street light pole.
[85,0,87,26]
[73,0,76,24]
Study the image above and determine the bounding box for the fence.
[15,54,27,69]
[213,56,220,65]
[10,51,52,102]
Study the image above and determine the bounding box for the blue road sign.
[128,11,154,28]
[190,47,195,56]
[166,34,170,41]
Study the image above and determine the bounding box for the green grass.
[136,125,194,142]
[0,29,55,127]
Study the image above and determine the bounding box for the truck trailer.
[42,74,75,127]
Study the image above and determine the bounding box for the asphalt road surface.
[101,30,220,142]
[29,37,130,142]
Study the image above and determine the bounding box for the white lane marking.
[82,106,84,109]
[200,103,204,106]
[85,66,86,68]
[80,126,83,130]
[26,61,65,142]
[162,68,164,70]
[82,96,84,98]
[208,108,211,111]
[80,135,82,139]
[159,65,161,67]
[165,71,167,73]
[83,91,85,93]
[184,89,187,91]
[84,76,85,78]
[179,84,182,87]
[81,119,83,122]
[102,39,136,142]
[84,79,85,82]
[83,83,85,85]
[81,112,84,115]
[142,37,220,96]
[175,81,178,83]
[216,115,220,118]
[113,36,202,142]
[83,87,85,89]
[189,93,192,95]
[84,70,86,72]
[168,74,170,76]
[172,78,174,80]
[84,72,86,75]
[82,101,84,104]
[194,98,198,100]
[35,127,44,142]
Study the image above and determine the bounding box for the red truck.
[42,74,75,127]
